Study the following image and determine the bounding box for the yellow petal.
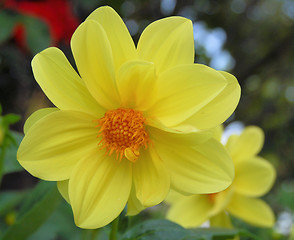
[137,16,194,74]
[227,126,264,162]
[24,108,58,134]
[116,60,157,111]
[211,125,224,142]
[87,6,136,70]
[210,211,233,228]
[71,20,120,109]
[147,125,212,146]
[17,111,98,181]
[126,185,145,216]
[165,189,186,204]
[133,148,170,207]
[155,138,234,195]
[226,193,275,227]
[180,71,241,130]
[57,180,70,203]
[146,117,206,134]
[225,134,239,152]
[234,157,276,197]
[32,47,104,116]
[209,187,234,217]
[69,151,132,229]
[148,64,227,126]
[167,195,211,228]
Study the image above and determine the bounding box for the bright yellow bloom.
[167,126,276,228]
[17,6,240,229]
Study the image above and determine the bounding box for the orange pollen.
[95,108,150,163]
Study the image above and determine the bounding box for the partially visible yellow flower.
[17,6,240,229]
[167,126,276,228]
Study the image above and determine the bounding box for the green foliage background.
[0,0,293,239]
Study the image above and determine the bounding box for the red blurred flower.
[4,0,79,46]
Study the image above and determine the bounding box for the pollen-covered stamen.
[95,108,150,162]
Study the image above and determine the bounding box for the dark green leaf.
[0,11,17,43]
[238,229,263,240]
[122,219,203,240]
[122,219,240,240]
[2,181,62,240]
[0,191,26,216]
[277,182,294,211]
[188,228,239,240]
[3,131,23,174]
[29,202,81,240]
[21,15,51,54]
[17,181,56,216]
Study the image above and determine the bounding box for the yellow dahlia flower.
[17,6,240,228]
[167,126,276,228]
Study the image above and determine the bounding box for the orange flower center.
[96,108,150,162]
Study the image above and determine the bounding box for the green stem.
[90,229,100,240]
[127,216,134,229]
[0,142,7,186]
[109,216,119,240]
[81,230,89,240]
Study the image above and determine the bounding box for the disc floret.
[96,108,150,162]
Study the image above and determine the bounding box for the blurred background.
[0,0,294,239]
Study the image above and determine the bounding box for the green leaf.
[277,182,294,210]
[3,114,21,125]
[238,229,263,240]
[29,202,81,240]
[0,11,17,43]
[17,181,56,216]
[0,191,26,216]
[188,228,239,240]
[122,220,240,240]
[2,131,24,174]
[122,219,202,240]
[1,181,62,240]
[21,15,51,54]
